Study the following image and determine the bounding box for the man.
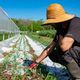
[29,4,80,80]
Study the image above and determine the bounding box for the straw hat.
[43,4,75,24]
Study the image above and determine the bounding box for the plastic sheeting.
[0,7,20,33]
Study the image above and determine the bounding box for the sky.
[0,0,80,20]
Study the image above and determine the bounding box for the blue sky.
[0,0,80,20]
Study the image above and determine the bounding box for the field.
[0,35,60,80]
[0,34,70,80]
[27,32,53,46]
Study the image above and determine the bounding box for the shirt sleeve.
[66,17,80,43]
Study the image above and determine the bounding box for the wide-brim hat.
[43,4,75,25]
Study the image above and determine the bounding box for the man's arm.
[35,41,56,63]
[60,36,74,52]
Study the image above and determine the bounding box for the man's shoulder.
[71,17,80,23]
[67,16,80,43]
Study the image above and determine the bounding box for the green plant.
[45,73,58,80]
[37,30,56,38]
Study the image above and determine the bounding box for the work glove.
[29,62,38,69]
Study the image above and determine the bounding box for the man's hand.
[29,62,37,69]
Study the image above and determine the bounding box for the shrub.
[36,30,56,38]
